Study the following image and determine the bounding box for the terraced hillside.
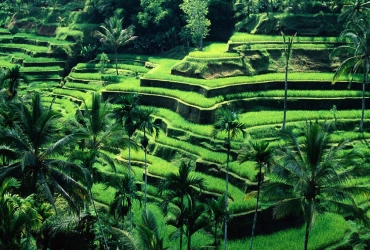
[44,33,369,248]
[1,9,370,250]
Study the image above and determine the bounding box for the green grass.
[104,80,223,108]
[65,82,102,91]
[228,213,349,250]
[74,62,150,74]
[156,133,227,164]
[52,88,90,101]
[20,66,62,72]
[145,68,360,88]
[229,32,342,43]
[0,43,49,53]
[13,33,74,45]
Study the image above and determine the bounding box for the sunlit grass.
[228,213,349,250]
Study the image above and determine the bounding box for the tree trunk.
[180,196,184,250]
[282,63,288,131]
[128,135,133,233]
[249,164,262,250]
[144,130,148,211]
[224,132,230,250]
[187,230,191,250]
[115,48,118,76]
[303,223,310,250]
[360,59,368,132]
[90,190,109,250]
[214,222,219,250]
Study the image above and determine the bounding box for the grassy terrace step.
[23,61,65,67]
[75,62,150,73]
[9,33,74,46]
[0,28,10,34]
[119,147,253,213]
[229,32,343,43]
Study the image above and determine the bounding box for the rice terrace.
[1,0,370,249]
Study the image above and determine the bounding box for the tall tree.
[134,107,160,211]
[238,140,274,250]
[180,0,211,51]
[107,173,141,230]
[207,194,228,250]
[264,121,370,250]
[338,0,370,22]
[0,177,42,250]
[213,105,247,250]
[158,161,204,250]
[113,93,140,233]
[94,15,137,75]
[0,65,28,98]
[0,93,88,212]
[69,92,129,250]
[184,201,209,250]
[111,208,169,250]
[281,32,296,131]
[330,19,370,132]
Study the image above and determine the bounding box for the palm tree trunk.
[303,223,310,250]
[360,59,368,132]
[115,48,118,76]
[128,135,133,233]
[214,222,219,250]
[282,63,288,131]
[187,229,191,250]
[224,132,230,250]
[90,190,109,250]
[180,224,183,250]
[249,164,262,250]
[144,131,148,211]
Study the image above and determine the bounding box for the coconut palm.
[184,201,209,250]
[94,15,137,75]
[113,93,140,232]
[212,105,247,250]
[158,161,205,250]
[0,65,28,98]
[330,19,370,131]
[281,32,296,131]
[69,92,130,250]
[107,173,141,229]
[0,178,42,249]
[134,107,160,210]
[264,121,370,250]
[238,140,274,250]
[338,0,370,22]
[111,208,169,250]
[207,194,228,250]
[0,93,89,212]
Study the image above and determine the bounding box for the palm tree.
[113,93,140,232]
[238,140,274,250]
[94,15,137,75]
[107,173,141,229]
[207,194,228,250]
[184,201,209,250]
[0,93,89,212]
[212,105,247,250]
[330,19,370,131]
[338,0,370,22]
[111,208,169,250]
[0,178,42,249]
[281,32,296,131]
[158,161,205,250]
[0,65,28,98]
[263,121,370,250]
[134,107,160,210]
[69,92,129,250]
